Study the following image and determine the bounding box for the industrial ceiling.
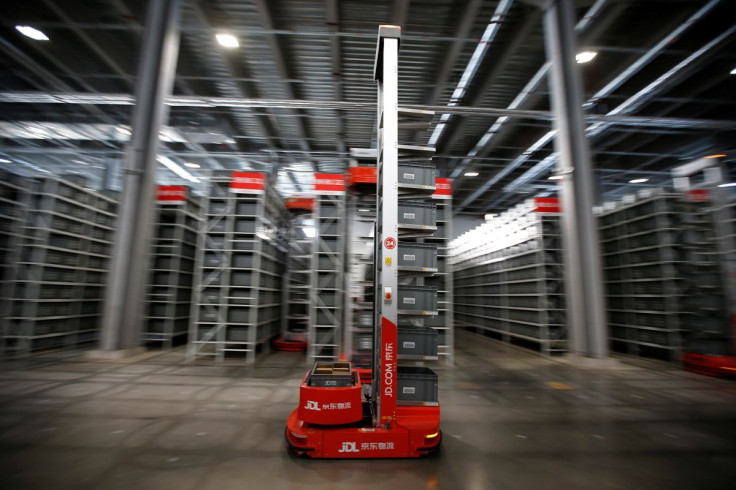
[1,0,735,215]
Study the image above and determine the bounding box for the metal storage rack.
[344,169,454,364]
[280,197,315,346]
[188,171,287,363]
[393,174,442,364]
[424,179,454,362]
[1,175,117,356]
[143,185,201,348]
[307,175,347,363]
[371,23,441,435]
[671,159,735,373]
[596,189,685,361]
[0,170,31,343]
[451,198,567,355]
[676,193,727,359]
[345,193,377,367]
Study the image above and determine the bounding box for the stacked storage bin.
[596,189,685,361]
[307,174,347,362]
[344,166,455,366]
[189,171,287,363]
[1,175,117,355]
[143,185,201,348]
[390,110,441,404]
[451,198,566,355]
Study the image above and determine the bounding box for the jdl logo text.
[337,442,359,453]
[304,400,320,411]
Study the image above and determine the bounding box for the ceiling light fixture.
[464,172,479,177]
[576,51,597,63]
[548,175,563,180]
[629,178,649,184]
[718,183,736,188]
[0,158,11,163]
[731,67,736,75]
[704,154,726,159]
[216,33,239,48]
[16,25,49,41]
[184,162,201,169]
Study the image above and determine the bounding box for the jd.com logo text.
[338,442,360,453]
[304,400,320,411]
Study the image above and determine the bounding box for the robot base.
[682,353,736,377]
[272,337,308,352]
[285,404,441,459]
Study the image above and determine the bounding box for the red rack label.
[432,178,452,199]
[686,189,710,202]
[156,185,188,203]
[534,197,560,213]
[285,197,315,211]
[384,237,396,249]
[230,172,266,193]
[314,173,346,194]
[348,167,377,187]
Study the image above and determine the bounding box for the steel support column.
[101,156,117,191]
[543,0,607,358]
[99,0,181,351]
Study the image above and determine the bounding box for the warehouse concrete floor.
[1,329,736,490]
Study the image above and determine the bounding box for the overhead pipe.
[3,92,735,131]
[448,0,612,180]
[438,8,542,154]
[428,0,514,145]
[497,23,736,201]
[456,0,728,213]
[588,0,723,107]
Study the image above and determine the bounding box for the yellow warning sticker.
[385,257,392,266]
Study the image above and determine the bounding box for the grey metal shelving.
[670,161,735,362]
[308,184,347,363]
[188,171,287,363]
[451,198,566,355]
[676,195,728,358]
[425,180,454,363]
[1,175,117,356]
[281,200,315,345]
[345,192,377,367]
[595,184,736,363]
[596,189,686,361]
[143,186,201,348]
[0,170,31,344]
